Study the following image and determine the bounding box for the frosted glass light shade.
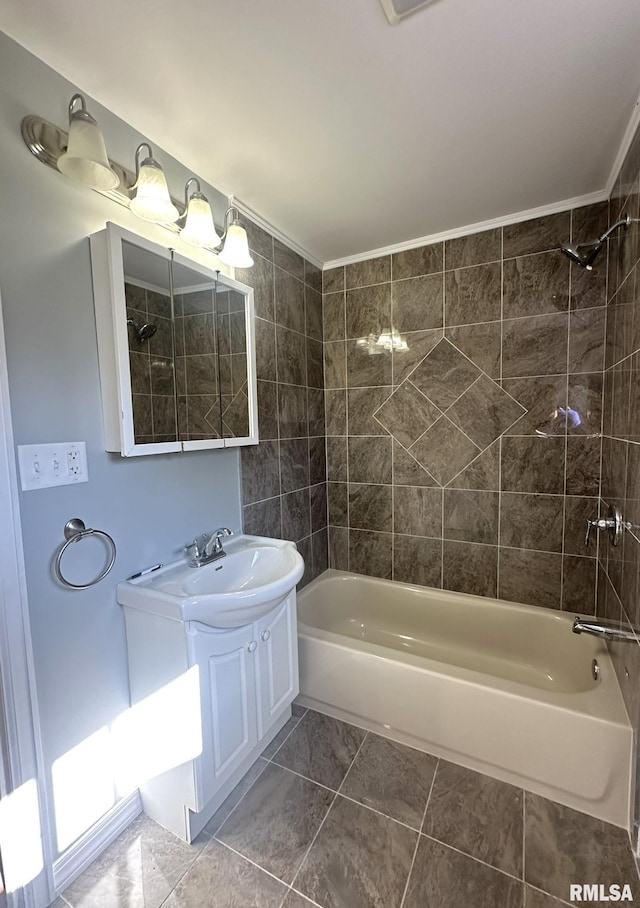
[219,223,254,268]
[181,194,222,247]
[130,162,179,224]
[57,114,119,191]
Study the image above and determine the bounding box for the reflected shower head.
[560,215,635,270]
[127,317,157,342]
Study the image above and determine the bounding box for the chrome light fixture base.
[22,114,147,212]
[21,111,253,268]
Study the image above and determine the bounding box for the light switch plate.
[17,441,89,491]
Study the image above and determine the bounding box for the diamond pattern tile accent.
[409,338,481,410]
[373,382,442,448]
[447,375,526,449]
[410,416,481,486]
[361,336,529,487]
[222,389,250,437]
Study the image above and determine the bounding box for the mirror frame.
[90,222,258,456]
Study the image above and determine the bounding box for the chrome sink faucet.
[186,528,234,567]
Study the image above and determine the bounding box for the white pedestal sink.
[117,534,304,626]
[116,534,304,842]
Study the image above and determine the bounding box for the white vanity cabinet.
[121,591,298,842]
[186,596,298,812]
[254,599,298,738]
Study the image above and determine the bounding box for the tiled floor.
[56,705,639,908]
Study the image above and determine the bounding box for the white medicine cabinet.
[90,222,258,456]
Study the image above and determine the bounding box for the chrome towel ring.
[54,518,116,590]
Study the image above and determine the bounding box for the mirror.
[91,222,258,456]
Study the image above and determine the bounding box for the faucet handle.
[585,518,596,548]
[185,535,205,559]
[214,527,234,538]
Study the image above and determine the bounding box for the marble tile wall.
[596,118,640,848]
[126,282,178,443]
[174,286,220,441]
[236,219,327,586]
[323,203,608,611]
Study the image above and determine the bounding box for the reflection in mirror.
[217,290,250,438]
[123,240,177,444]
[92,222,257,455]
[172,259,222,441]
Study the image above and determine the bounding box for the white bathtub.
[296,570,633,829]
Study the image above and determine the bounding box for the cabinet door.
[187,621,259,810]
[255,595,299,740]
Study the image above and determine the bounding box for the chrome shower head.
[560,215,636,270]
[127,317,157,343]
[560,239,603,271]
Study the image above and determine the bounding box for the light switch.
[17,442,89,491]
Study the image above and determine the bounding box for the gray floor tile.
[61,873,146,908]
[216,762,334,884]
[282,892,321,907]
[262,715,304,760]
[423,759,523,877]
[403,836,524,908]
[62,814,205,908]
[273,710,366,790]
[202,757,268,836]
[339,733,437,828]
[524,793,638,902]
[294,795,417,908]
[162,838,287,907]
[525,886,571,907]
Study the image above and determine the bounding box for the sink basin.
[116,534,305,627]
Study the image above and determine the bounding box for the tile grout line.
[323,523,583,561]
[438,252,447,583]
[271,258,285,539]
[522,788,526,895]
[206,758,271,839]
[344,279,350,574]
[154,826,215,908]
[262,709,307,763]
[212,836,301,895]
[399,757,440,908]
[560,214,572,611]
[286,731,370,896]
[497,226,505,596]
[418,833,527,887]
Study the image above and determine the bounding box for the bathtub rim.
[296,568,634,829]
[297,568,628,723]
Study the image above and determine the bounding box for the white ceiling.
[2,0,640,263]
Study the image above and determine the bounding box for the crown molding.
[322,189,609,270]
[238,88,640,274]
[605,91,640,197]
[231,197,323,269]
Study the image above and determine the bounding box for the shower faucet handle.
[584,505,624,548]
[585,518,607,547]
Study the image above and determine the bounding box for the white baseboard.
[53,791,142,896]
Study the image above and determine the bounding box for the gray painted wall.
[0,32,243,860]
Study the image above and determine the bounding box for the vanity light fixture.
[218,207,254,269]
[180,178,222,247]
[21,97,254,268]
[57,94,119,191]
[130,143,180,224]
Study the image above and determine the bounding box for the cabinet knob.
[261,630,271,642]
[247,640,257,653]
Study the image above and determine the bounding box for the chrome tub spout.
[572,617,637,643]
